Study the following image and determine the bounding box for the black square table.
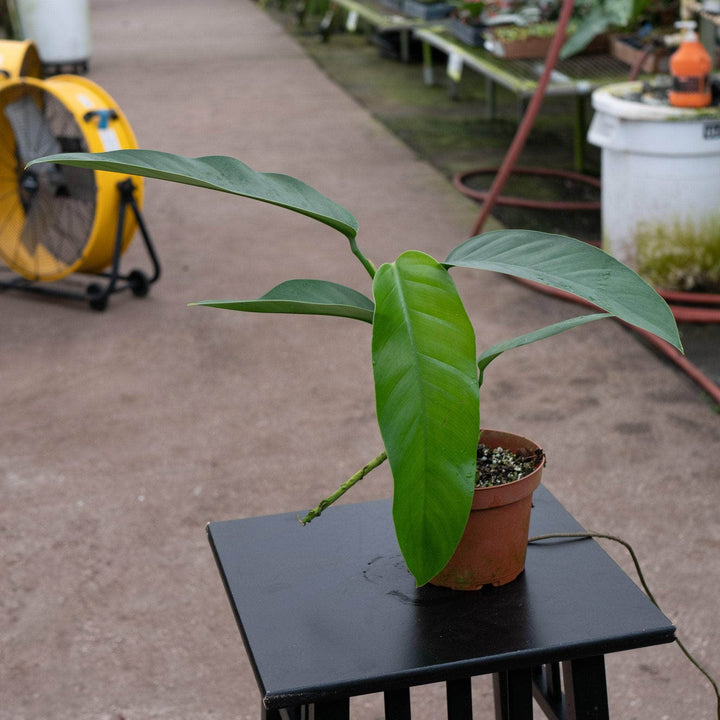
[208,486,675,719]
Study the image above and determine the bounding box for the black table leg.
[532,663,564,719]
[313,698,350,719]
[446,678,472,720]
[264,699,349,720]
[447,677,473,719]
[493,668,533,720]
[262,707,294,720]
[563,656,609,720]
[385,687,412,719]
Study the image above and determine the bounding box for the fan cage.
[0,39,43,80]
[0,74,144,282]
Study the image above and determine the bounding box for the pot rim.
[472,429,544,509]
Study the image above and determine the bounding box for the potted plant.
[29,150,682,589]
[484,20,583,58]
[449,1,487,47]
[448,4,602,58]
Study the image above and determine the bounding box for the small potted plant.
[449,0,487,47]
[484,20,574,58]
[30,150,682,589]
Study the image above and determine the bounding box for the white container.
[587,81,720,289]
[15,0,91,67]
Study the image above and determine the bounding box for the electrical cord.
[528,531,720,719]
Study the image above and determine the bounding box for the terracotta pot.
[430,429,544,591]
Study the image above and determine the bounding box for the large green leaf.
[560,8,611,58]
[446,230,683,352]
[561,0,646,58]
[28,150,359,241]
[372,251,479,586]
[190,279,374,323]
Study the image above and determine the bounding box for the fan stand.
[0,178,160,311]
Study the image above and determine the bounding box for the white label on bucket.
[703,122,720,139]
[346,10,359,31]
[98,127,121,151]
[447,52,463,82]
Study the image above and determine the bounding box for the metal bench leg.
[573,95,587,173]
[422,41,434,86]
[485,77,497,120]
[493,668,533,720]
[319,3,336,41]
[313,698,350,718]
[262,706,286,720]
[447,677,473,719]
[563,656,609,720]
[532,663,564,719]
[400,30,410,63]
[265,699,349,720]
[385,687,411,719]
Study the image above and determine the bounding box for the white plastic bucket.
[15,0,91,66]
[588,81,720,290]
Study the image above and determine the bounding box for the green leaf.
[477,313,610,384]
[446,230,683,353]
[28,149,359,241]
[190,279,374,323]
[560,8,611,58]
[372,251,479,586]
[604,0,641,25]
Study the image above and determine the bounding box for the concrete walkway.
[2,1,718,718]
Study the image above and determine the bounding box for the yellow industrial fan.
[0,70,159,309]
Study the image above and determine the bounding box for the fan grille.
[0,88,97,280]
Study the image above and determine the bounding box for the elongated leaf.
[28,150,359,241]
[372,251,479,586]
[446,230,683,352]
[560,8,610,58]
[477,313,610,384]
[190,279,374,323]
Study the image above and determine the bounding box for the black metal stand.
[208,487,676,719]
[0,178,161,311]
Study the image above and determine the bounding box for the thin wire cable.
[529,531,720,719]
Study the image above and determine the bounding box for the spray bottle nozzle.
[675,20,698,37]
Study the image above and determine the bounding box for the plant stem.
[349,237,376,279]
[299,450,387,524]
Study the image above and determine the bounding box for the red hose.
[660,288,720,306]
[454,166,600,211]
[469,0,576,235]
[513,276,720,406]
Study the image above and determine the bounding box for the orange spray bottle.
[668,20,712,108]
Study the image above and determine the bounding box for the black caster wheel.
[86,283,108,311]
[128,269,150,297]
